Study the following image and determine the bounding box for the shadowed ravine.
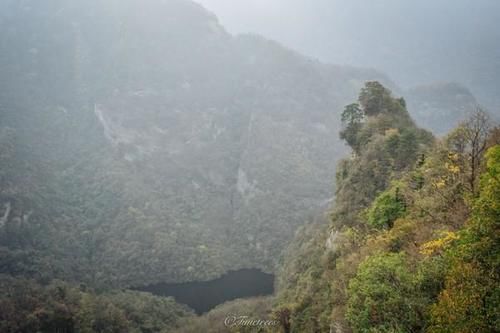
[133,269,275,314]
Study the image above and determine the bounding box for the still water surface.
[135,268,275,314]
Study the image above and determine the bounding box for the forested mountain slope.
[0,0,394,288]
[274,82,499,333]
[1,1,496,332]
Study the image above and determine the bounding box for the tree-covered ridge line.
[0,0,396,289]
[0,0,482,295]
[0,1,496,332]
[0,274,194,333]
[273,81,499,333]
[0,80,497,332]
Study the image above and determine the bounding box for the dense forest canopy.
[275,82,499,333]
[0,0,498,332]
[1,0,381,288]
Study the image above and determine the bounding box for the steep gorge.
[0,0,394,288]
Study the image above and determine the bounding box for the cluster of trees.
[2,78,497,332]
[428,145,500,332]
[274,82,499,332]
[172,296,275,333]
[0,275,193,333]
[1,0,396,297]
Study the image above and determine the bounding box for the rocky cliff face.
[0,0,400,286]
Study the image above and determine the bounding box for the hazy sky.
[194,0,500,96]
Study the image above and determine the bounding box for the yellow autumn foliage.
[420,231,459,256]
[444,162,460,174]
[433,178,446,189]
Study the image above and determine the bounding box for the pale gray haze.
[196,0,500,110]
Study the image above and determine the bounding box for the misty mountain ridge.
[0,0,395,287]
[197,0,500,114]
[0,1,498,332]
[0,0,481,288]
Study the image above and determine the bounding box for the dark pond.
[134,269,275,314]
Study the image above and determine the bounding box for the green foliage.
[0,9,496,329]
[428,262,497,333]
[358,81,410,118]
[359,81,392,116]
[173,296,275,333]
[367,187,406,229]
[274,219,334,333]
[332,82,433,229]
[0,8,396,290]
[274,85,498,333]
[386,128,427,170]
[341,103,364,124]
[428,145,500,333]
[0,276,193,333]
[346,253,429,333]
[275,82,438,332]
[340,103,364,152]
[76,294,129,333]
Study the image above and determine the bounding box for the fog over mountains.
[0,0,393,287]
[0,1,498,332]
[197,0,500,113]
[0,0,490,288]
